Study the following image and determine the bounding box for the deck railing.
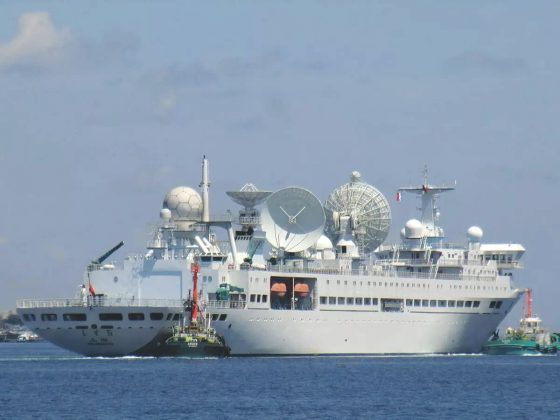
[204,300,246,310]
[16,298,184,309]
[254,266,498,282]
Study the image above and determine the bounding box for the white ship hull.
[212,305,516,355]
[206,265,524,355]
[16,301,183,357]
[17,265,524,356]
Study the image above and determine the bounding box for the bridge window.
[41,314,57,321]
[338,297,345,305]
[381,298,404,312]
[465,301,472,308]
[63,313,87,321]
[320,296,327,304]
[496,301,503,309]
[99,313,123,321]
[473,301,480,308]
[329,297,336,305]
[150,313,164,320]
[23,314,36,322]
[364,298,371,305]
[128,313,145,321]
[489,301,496,309]
[356,298,363,305]
[456,301,464,307]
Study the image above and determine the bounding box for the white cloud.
[155,91,177,117]
[0,12,72,72]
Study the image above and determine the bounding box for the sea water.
[1,342,559,419]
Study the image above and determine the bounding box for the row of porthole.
[22,312,181,322]
[405,299,483,309]
[327,280,432,289]
[320,297,378,306]
[318,296,486,309]
[35,325,156,330]
[325,281,506,292]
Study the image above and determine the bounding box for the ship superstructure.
[17,158,525,356]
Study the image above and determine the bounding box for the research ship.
[17,157,526,356]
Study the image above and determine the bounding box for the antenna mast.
[200,156,210,223]
[398,166,455,237]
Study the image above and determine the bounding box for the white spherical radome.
[404,219,423,239]
[163,186,203,220]
[160,208,172,220]
[351,171,362,182]
[315,234,334,251]
[467,225,484,242]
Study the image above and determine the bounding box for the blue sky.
[1,1,559,328]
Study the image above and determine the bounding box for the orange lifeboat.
[294,283,309,298]
[271,282,287,297]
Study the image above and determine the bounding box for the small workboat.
[482,289,559,356]
[164,263,230,358]
[165,324,230,358]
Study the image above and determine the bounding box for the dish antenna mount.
[261,187,325,253]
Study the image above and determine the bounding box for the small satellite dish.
[226,183,272,209]
[261,187,326,253]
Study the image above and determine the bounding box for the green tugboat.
[482,289,559,356]
[164,263,230,357]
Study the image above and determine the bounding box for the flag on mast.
[89,282,96,296]
[396,191,401,202]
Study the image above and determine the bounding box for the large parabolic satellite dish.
[261,187,326,253]
[324,172,391,253]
